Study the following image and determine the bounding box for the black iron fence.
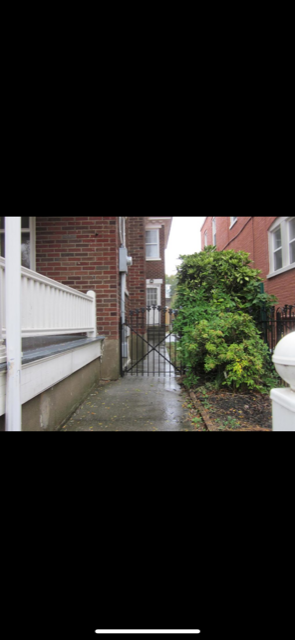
[258,305,295,353]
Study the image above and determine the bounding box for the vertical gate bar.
[136,309,138,376]
[142,309,144,376]
[131,312,133,375]
[174,330,176,377]
[169,323,171,377]
[151,305,156,376]
[147,307,149,378]
[164,309,166,379]
[119,316,123,378]
[158,308,160,378]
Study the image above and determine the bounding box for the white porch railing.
[0,257,97,346]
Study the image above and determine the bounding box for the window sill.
[267,263,295,279]
[229,219,238,230]
[146,258,162,261]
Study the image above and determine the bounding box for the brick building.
[0,216,172,430]
[200,217,295,308]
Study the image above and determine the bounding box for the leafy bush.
[171,246,279,392]
[175,246,277,326]
[176,311,271,392]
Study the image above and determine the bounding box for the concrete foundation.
[101,339,120,380]
[0,357,102,432]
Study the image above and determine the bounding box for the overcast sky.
[165,216,206,275]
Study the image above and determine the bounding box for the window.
[268,217,295,277]
[273,226,283,271]
[146,228,160,259]
[0,217,36,270]
[204,230,208,247]
[230,216,238,228]
[147,287,158,306]
[212,217,216,246]
[289,217,295,265]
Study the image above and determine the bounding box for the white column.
[5,217,22,431]
[87,291,97,338]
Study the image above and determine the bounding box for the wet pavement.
[60,374,193,432]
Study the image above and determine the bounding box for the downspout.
[119,218,132,375]
[120,218,126,377]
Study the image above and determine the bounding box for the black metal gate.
[120,306,182,377]
[259,304,295,352]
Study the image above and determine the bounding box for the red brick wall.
[127,216,147,310]
[36,216,120,340]
[146,225,166,308]
[200,216,294,307]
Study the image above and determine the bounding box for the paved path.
[61,374,193,432]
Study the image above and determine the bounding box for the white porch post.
[86,290,97,338]
[5,216,22,431]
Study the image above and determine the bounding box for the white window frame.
[0,216,36,270]
[204,230,208,247]
[267,216,295,278]
[212,217,216,246]
[288,216,295,265]
[146,226,161,260]
[230,216,238,229]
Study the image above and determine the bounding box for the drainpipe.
[5,216,22,431]
[119,218,132,371]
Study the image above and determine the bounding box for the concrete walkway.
[60,373,193,432]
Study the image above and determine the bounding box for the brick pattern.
[125,217,148,333]
[200,216,294,308]
[36,217,120,339]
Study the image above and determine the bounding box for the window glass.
[274,249,283,271]
[146,229,159,258]
[212,218,216,245]
[21,233,31,268]
[21,216,30,229]
[147,288,158,306]
[0,217,4,230]
[146,229,158,244]
[0,235,4,257]
[290,242,295,264]
[289,218,295,241]
[146,244,158,258]
[273,227,282,250]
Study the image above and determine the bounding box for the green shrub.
[174,246,277,326]
[177,311,272,392]
[172,247,278,392]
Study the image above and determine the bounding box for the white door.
[146,286,161,325]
